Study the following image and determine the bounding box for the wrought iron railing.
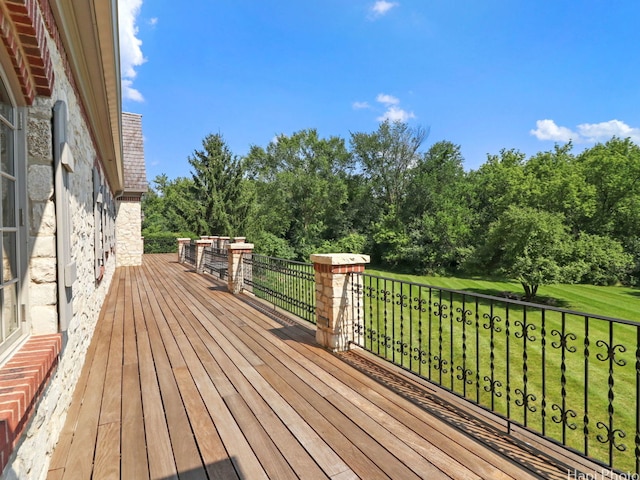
[350,272,640,473]
[183,241,196,265]
[143,236,178,254]
[243,254,316,324]
[203,246,228,279]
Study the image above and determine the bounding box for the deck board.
[48,253,577,479]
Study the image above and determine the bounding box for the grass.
[367,269,640,322]
[357,269,640,473]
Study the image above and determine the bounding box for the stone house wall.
[116,199,143,267]
[4,7,118,480]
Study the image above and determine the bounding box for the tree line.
[142,121,640,299]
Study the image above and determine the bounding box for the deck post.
[218,236,231,250]
[177,238,191,263]
[311,253,370,352]
[228,243,254,294]
[195,239,211,274]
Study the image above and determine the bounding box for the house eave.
[50,0,123,193]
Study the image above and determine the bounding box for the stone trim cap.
[310,253,370,266]
[229,243,254,251]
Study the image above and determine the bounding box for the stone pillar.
[177,238,191,263]
[116,199,144,267]
[195,239,210,274]
[311,253,370,352]
[232,236,246,243]
[218,236,230,250]
[227,243,254,294]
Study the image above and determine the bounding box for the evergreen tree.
[189,133,253,236]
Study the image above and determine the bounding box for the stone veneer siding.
[311,254,370,352]
[115,198,143,267]
[4,5,117,480]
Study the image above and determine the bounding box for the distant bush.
[315,233,368,255]
[252,232,296,259]
[143,232,196,254]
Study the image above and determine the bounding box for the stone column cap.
[310,253,370,265]
[177,238,191,242]
[196,239,212,245]
[229,242,254,250]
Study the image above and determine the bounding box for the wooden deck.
[47,253,580,479]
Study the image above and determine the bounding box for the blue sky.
[119,0,640,183]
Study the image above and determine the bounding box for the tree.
[468,148,527,231]
[189,133,254,236]
[350,120,428,212]
[142,174,199,235]
[481,206,574,300]
[245,129,353,258]
[522,143,595,232]
[577,137,640,238]
[570,233,633,286]
[401,141,474,273]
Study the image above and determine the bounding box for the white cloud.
[577,120,640,143]
[122,79,144,103]
[530,119,576,142]
[352,101,371,110]
[531,119,640,144]
[354,92,416,122]
[369,1,399,18]
[118,0,146,102]
[149,17,158,26]
[377,106,415,122]
[373,93,414,121]
[376,93,400,106]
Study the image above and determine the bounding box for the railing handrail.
[249,253,313,268]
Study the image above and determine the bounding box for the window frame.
[0,66,28,363]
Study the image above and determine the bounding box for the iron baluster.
[455,296,473,398]
[483,302,502,411]
[475,297,480,404]
[596,321,628,467]
[636,325,640,474]
[449,291,454,390]
[506,303,511,426]
[515,308,537,426]
[584,317,590,456]
[542,310,547,436]
[551,313,578,445]
[433,290,449,384]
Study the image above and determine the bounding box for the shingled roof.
[121,112,147,194]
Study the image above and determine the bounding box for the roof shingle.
[121,112,147,193]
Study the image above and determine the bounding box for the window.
[0,74,24,358]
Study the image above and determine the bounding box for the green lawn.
[357,269,640,472]
[367,269,640,322]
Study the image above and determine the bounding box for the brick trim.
[313,263,366,274]
[1,0,119,195]
[118,196,142,202]
[1,0,54,103]
[0,334,61,472]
